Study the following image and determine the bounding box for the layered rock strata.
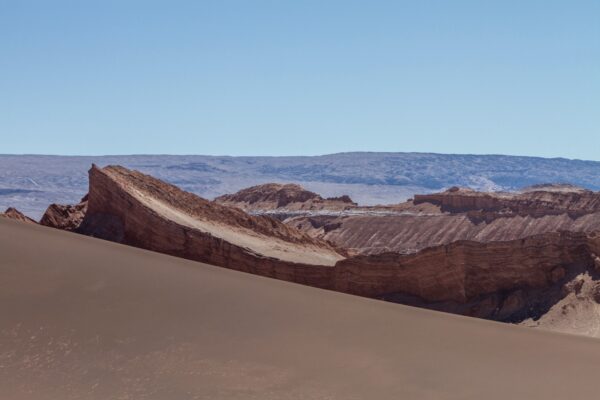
[281,186,600,255]
[73,165,344,289]
[289,212,600,255]
[414,186,600,220]
[40,165,600,324]
[337,231,600,320]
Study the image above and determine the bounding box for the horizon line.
[0,151,599,163]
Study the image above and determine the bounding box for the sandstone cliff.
[335,231,600,319]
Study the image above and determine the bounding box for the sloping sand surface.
[2,218,600,399]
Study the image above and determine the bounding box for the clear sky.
[1,1,599,159]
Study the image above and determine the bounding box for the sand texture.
[2,218,600,399]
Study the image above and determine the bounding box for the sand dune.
[2,218,600,399]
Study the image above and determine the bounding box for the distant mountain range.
[2,152,600,219]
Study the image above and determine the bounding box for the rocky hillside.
[215,183,356,212]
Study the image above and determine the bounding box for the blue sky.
[1,1,599,159]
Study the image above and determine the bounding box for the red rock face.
[0,208,36,223]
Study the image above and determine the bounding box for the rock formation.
[38,165,600,327]
[289,211,600,255]
[40,195,88,231]
[336,231,600,320]
[70,165,344,289]
[215,183,357,212]
[277,186,600,255]
[0,207,36,223]
[414,186,600,220]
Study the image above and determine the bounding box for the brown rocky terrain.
[35,165,600,327]
[414,185,600,220]
[215,182,357,212]
[274,185,600,255]
[0,207,36,223]
[341,231,600,321]
[45,165,345,289]
[40,194,88,231]
[520,271,600,336]
[288,211,600,255]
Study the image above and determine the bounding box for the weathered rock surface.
[0,207,36,223]
[74,165,345,288]
[292,211,600,255]
[336,231,600,321]
[278,185,600,255]
[520,271,600,337]
[414,186,600,220]
[215,183,357,212]
[336,231,592,301]
[40,195,88,231]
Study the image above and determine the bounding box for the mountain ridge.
[3,152,600,218]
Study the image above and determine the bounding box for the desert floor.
[1,218,599,399]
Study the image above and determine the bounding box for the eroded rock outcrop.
[293,211,600,255]
[520,271,600,337]
[0,207,36,223]
[40,195,88,231]
[215,183,357,212]
[74,165,345,288]
[414,186,600,220]
[279,185,600,255]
